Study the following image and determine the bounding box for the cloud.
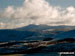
[0,0,75,29]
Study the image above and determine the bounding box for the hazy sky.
[48,0,75,7]
[0,0,75,29]
[0,0,24,9]
[0,0,75,9]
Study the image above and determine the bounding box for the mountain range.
[0,24,75,42]
[0,25,75,54]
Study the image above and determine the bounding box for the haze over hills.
[15,24,75,31]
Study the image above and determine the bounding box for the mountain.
[0,29,36,42]
[0,26,75,54]
[0,29,55,42]
[15,24,75,31]
[0,25,75,42]
[53,30,75,40]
